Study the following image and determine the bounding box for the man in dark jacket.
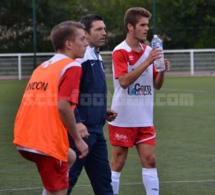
[67,14,117,195]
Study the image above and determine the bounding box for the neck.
[89,44,99,53]
[125,34,142,52]
[56,50,74,59]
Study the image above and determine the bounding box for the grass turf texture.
[0,76,215,194]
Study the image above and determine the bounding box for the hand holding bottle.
[151,35,165,72]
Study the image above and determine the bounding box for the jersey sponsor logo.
[65,170,69,182]
[26,82,48,91]
[129,55,134,61]
[128,83,152,96]
[23,89,58,106]
[151,188,159,191]
[114,133,129,142]
[42,60,52,68]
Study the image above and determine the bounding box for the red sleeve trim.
[153,64,158,79]
[58,66,82,104]
[112,50,128,79]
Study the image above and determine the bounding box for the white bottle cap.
[154,34,158,38]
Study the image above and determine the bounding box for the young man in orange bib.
[13,21,89,195]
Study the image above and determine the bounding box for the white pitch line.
[161,88,208,93]
[120,180,215,185]
[161,180,215,183]
[0,187,43,192]
[1,180,215,192]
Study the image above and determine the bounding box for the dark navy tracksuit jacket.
[67,46,113,195]
[74,46,107,132]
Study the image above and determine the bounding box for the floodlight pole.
[153,0,156,35]
[33,0,37,69]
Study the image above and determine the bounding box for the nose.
[85,39,89,47]
[146,25,149,31]
[102,29,106,36]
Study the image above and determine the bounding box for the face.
[131,17,149,41]
[86,20,106,48]
[71,28,88,59]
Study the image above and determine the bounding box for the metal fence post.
[18,54,22,80]
[190,50,194,75]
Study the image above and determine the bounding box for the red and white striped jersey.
[109,40,158,127]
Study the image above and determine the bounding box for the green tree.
[0,0,73,52]
[0,0,215,52]
[67,0,154,50]
[0,0,33,52]
[156,0,215,49]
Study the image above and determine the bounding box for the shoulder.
[64,60,81,69]
[60,60,81,77]
[112,41,131,60]
[113,40,131,53]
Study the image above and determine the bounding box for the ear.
[127,23,133,32]
[65,40,73,50]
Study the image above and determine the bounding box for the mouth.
[100,37,106,42]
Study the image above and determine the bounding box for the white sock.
[111,171,121,195]
[142,168,159,195]
[42,188,47,195]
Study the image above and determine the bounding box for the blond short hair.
[51,21,84,51]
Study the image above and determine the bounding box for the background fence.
[0,49,215,80]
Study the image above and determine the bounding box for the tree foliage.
[0,0,214,52]
[66,0,154,50]
[156,0,215,49]
[0,0,71,52]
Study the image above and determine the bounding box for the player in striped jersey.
[108,7,170,195]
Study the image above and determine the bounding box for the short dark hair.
[51,21,84,51]
[124,7,152,33]
[80,14,104,34]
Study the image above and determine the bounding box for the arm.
[57,99,88,159]
[154,59,170,90]
[58,64,88,158]
[118,46,162,89]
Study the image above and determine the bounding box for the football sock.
[142,168,159,195]
[42,188,47,195]
[111,171,121,195]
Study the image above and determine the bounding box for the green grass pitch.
[0,76,215,194]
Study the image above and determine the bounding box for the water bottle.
[151,34,165,72]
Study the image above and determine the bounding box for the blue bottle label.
[152,42,163,48]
